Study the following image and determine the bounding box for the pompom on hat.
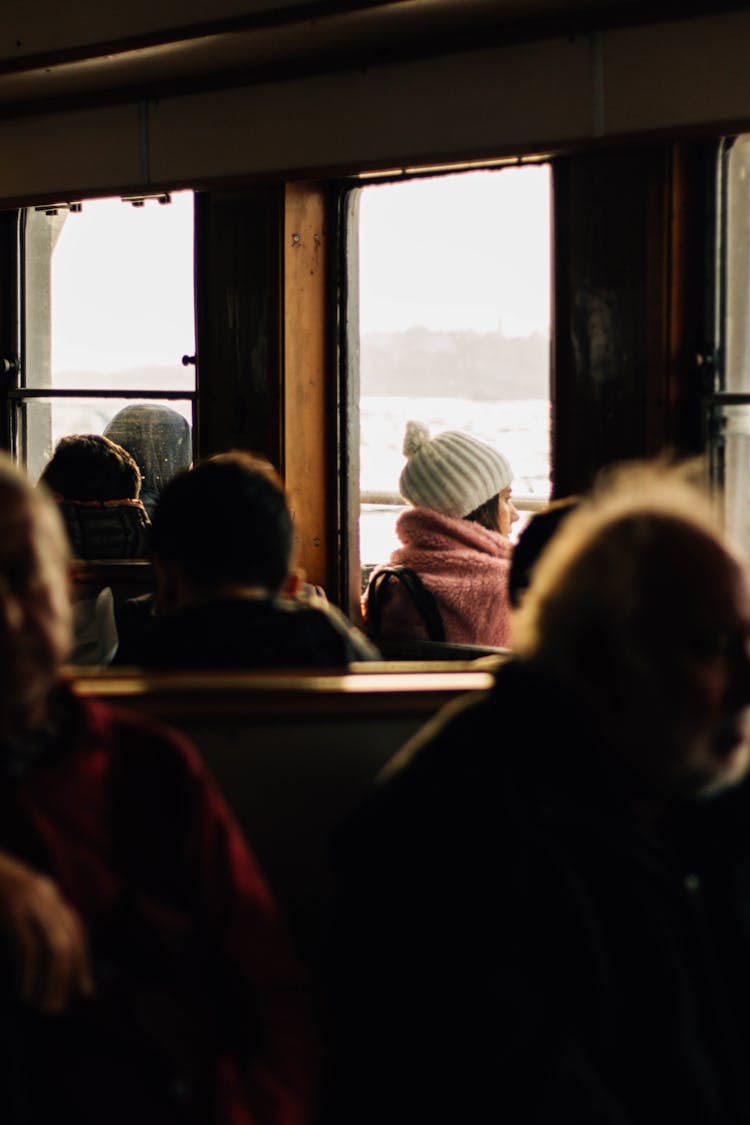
[398,420,513,519]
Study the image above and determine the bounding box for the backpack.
[365,565,445,642]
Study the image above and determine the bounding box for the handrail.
[360,490,548,512]
[68,662,499,717]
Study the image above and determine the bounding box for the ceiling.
[0,0,745,115]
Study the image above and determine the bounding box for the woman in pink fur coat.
[363,420,519,647]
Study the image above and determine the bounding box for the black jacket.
[114,594,380,668]
[322,659,750,1124]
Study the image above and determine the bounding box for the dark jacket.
[58,498,150,559]
[322,659,750,1125]
[114,595,380,668]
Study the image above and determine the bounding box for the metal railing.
[360,491,549,513]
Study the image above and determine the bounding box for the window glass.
[13,397,193,474]
[717,137,750,556]
[725,136,750,395]
[355,166,551,569]
[20,192,195,485]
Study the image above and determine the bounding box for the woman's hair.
[39,434,141,501]
[464,493,501,533]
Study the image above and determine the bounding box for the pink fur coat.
[365,507,513,647]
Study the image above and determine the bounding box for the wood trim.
[69,664,497,717]
[661,141,716,455]
[283,182,331,592]
[195,187,284,465]
[0,210,18,452]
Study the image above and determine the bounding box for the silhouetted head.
[514,460,750,801]
[508,496,579,608]
[103,404,192,515]
[0,455,72,734]
[39,434,141,501]
[149,451,294,609]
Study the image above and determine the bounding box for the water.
[360,395,550,563]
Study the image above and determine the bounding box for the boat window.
[17,191,195,487]
[348,165,552,586]
[712,137,750,554]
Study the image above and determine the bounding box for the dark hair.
[508,496,580,608]
[149,451,294,593]
[39,434,142,502]
[464,493,501,533]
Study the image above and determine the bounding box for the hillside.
[360,327,549,400]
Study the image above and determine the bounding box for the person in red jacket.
[0,452,319,1125]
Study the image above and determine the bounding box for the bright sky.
[358,164,551,337]
[45,165,550,380]
[49,190,195,377]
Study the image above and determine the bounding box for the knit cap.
[398,420,513,519]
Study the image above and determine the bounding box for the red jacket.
[0,686,319,1125]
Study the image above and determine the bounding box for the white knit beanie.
[398,420,513,518]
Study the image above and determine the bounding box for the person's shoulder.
[273,596,382,661]
[340,679,499,813]
[358,660,534,813]
[382,680,501,783]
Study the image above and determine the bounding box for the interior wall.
[2,8,750,204]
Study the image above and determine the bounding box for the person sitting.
[362,420,518,647]
[114,450,379,668]
[0,452,319,1124]
[506,494,579,608]
[39,434,153,664]
[38,433,150,560]
[324,458,750,1125]
[104,403,192,518]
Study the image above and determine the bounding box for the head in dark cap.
[104,404,192,517]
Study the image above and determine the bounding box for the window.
[16,191,195,486]
[714,137,750,554]
[348,164,552,580]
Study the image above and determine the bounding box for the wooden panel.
[283,182,331,592]
[194,187,284,464]
[552,146,669,497]
[552,140,711,499]
[72,559,154,601]
[0,210,17,450]
[70,665,497,716]
[660,141,714,457]
[70,663,496,963]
